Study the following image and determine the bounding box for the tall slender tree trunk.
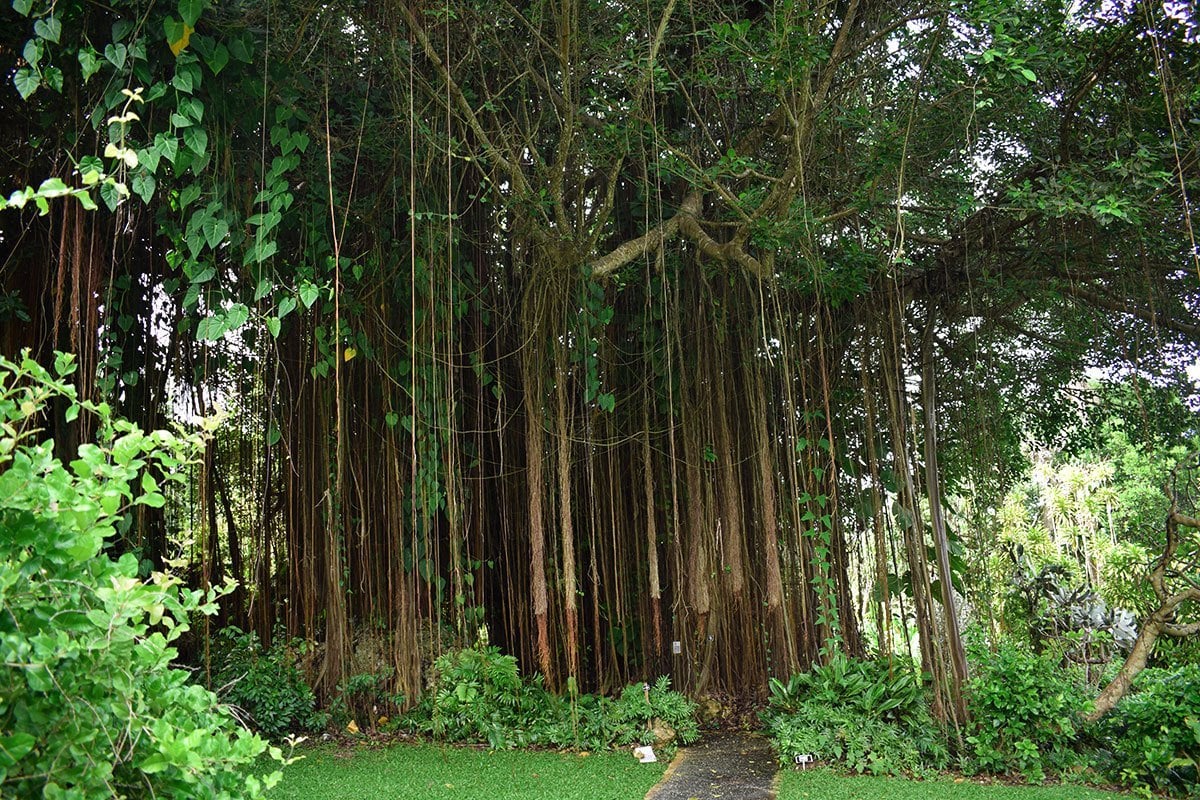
[556,356,579,681]
[754,361,791,675]
[642,401,663,653]
[920,309,969,725]
[880,304,948,719]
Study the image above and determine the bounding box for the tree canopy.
[1,0,1198,727]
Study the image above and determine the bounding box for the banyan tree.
[1,0,1197,729]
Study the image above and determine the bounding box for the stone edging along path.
[644,731,778,800]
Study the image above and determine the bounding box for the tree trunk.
[642,402,663,653]
[920,309,969,725]
[556,363,579,681]
[1086,501,1200,722]
[1086,618,1163,722]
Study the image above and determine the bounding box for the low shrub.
[211,626,323,741]
[610,675,701,747]
[761,653,948,775]
[765,701,930,775]
[332,668,403,731]
[1099,664,1200,796]
[401,639,698,751]
[415,642,529,748]
[965,642,1089,781]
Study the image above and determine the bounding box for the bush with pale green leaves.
[761,653,948,776]
[0,351,282,799]
[964,642,1088,782]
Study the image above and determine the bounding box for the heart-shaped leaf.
[13,68,39,100]
[104,43,128,70]
[205,42,229,75]
[179,0,203,27]
[183,126,207,158]
[202,216,228,249]
[224,303,249,330]
[131,171,156,204]
[78,48,102,82]
[34,15,62,43]
[298,283,319,309]
[196,315,225,341]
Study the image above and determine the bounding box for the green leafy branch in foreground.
[0,86,146,215]
[0,350,285,799]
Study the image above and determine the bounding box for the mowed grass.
[779,768,1127,800]
[267,742,667,800]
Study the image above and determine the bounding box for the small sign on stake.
[794,753,815,769]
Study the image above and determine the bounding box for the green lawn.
[267,745,1133,800]
[267,742,667,800]
[778,768,1126,800]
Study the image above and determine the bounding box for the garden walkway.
[645,731,777,800]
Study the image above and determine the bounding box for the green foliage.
[0,351,281,798]
[768,652,927,722]
[965,643,1089,781]
[331,668,403,731]
[610,676,701,747]
[414,643,528,748]
[401,642,697,752]
[980,415,1188,654]
[762,654,948,775]
[765,703,932,776]
[1099,664,1200,796]
[210,626,323,741]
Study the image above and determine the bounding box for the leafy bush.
[211,626,323,741]
[610,675,701,747]
[965,642,1088,781]
[1099,664,1200,796]
[765,702,928,775]
[767,652,927,723]
[411,642,529,747]
[761,653,947,775]
[401,639,698,751]
[331,668,404,731]
[0,352,281,798]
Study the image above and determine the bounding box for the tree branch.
[401,5,532,199]
[588,192,769,279]
[588,195,694,278]
[1058,281,1200,340]
[1164,618,1200,637]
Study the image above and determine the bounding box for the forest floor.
[265,741,1132,800]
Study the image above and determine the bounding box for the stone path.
[645,732,778,800]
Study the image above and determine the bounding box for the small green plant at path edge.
[779,768,1124,800]
[267,743,667,800]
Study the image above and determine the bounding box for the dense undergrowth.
[215,629,698,754]
[761,652,949,776]
[761,646,1199,798]
[220,625,1197,797]
[1097,664,1200,795]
